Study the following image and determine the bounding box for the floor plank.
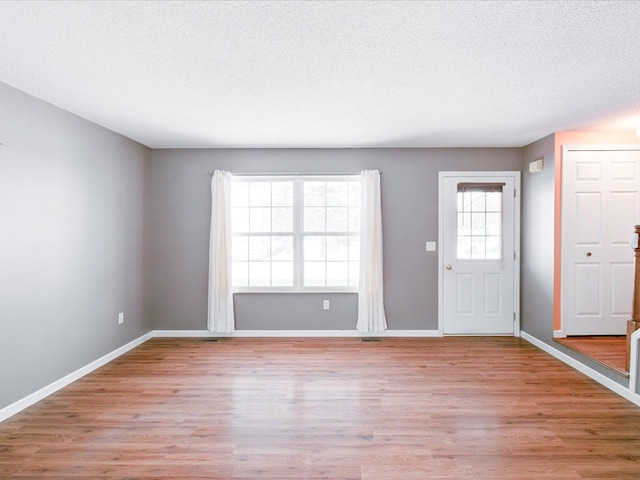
[1,337,639,479]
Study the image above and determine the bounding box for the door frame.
[438,171,521,336]
[560,145,640,337]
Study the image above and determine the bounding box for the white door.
[562,148,640,336]
[440,172,520,335]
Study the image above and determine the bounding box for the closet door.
[563,148,640,336]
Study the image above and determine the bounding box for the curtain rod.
[208,170,381,175]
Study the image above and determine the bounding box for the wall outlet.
[323,300,330,310]
[118,312,124,325]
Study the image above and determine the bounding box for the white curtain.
[357,170,387,332]
[208,170,235,333]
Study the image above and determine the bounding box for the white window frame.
[231,174,360,293]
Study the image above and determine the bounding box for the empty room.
[2,1,640,479]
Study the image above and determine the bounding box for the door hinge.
[513,312,516,322]
[513,250,516,260]
[514,188,517,198]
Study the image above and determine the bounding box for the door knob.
[446,264,452,270]
[586,252,592,257]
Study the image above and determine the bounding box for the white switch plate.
[323,300,330,310]
[118,312,124,325]
[426,241,436,252]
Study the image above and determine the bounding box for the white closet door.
[563,148,640,336]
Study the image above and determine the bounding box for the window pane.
[457,212,471,236]
[272,262,293,286]
[232,236,248,261]
[304,207,325,232]
[471,192,485,211]
[348,207,360,232]
[486,192,501,211]
[349,262,359,287]
[231,182,249,207]
[249,207,271,232]
[304,182,326,206]
[458,191,471,212]
[349,236,360,262]
[327,182,349,206]
[304,236,325,261]
[327,262,348,286]
[457,236,471,259]
[249,236,271,261]
[272,236,293,261]
[471,212,486,235]
[250,183,271,207]
[272,207,293,232]
[249,262,270,287]
[326,207,348,231]
[486,236,501,260]
[272,182,293,206]
[232,261,249,287]
[349,182,361,207]
[304,262,325,286]
[232,207,249,232]
[486,213,501,236]
[471,237,486,258]
[327,235,348,261]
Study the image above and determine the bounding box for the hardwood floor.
[555,336,627,375]
[1,337,639,479]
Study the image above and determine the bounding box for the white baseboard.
[0,332,154,423]
[152,329,441,338]
[553,329,565,338]
[521,331,640,407]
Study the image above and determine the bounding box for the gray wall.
[520,134,555,340]
[521,134,629,386]
[0,82,152,410]
[151,148,522,330]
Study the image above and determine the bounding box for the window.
[231,176,360,291]
[456,183,503,260]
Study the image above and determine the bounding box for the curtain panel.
[357,170,387,332]
[208,170,235,332]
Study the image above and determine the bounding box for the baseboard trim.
[521,331,640,407]
[0,331,154,423]
[152,329,441,338]
[553,329,565,338]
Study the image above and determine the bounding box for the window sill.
[233,290,358,294]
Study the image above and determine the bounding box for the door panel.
[575,193,601,244]
[456,274,473,314]
[574,263,601,316]
[483,273,502,315]
[441,173,519,335]
[611,262,634,315]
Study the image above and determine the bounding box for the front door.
[440,172,520,335]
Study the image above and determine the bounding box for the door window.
[456,183,503,260]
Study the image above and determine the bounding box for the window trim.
[231,174,360,293]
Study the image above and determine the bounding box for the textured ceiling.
[1,1,640,148]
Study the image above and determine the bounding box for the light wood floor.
[1,337,640,479]
[555,336,627,375]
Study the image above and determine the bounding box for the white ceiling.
[1,1,640,149]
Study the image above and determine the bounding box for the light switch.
[426,241,436,252]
